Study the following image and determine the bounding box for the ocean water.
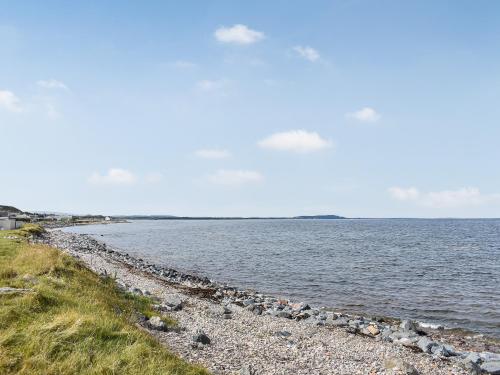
[63,219,500,338]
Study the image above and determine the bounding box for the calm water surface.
[63,219,500,338]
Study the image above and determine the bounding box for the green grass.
[0,225,209,375]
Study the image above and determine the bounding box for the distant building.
[0,217,16,230]
[0,214,31,230]
[105,216,111,221]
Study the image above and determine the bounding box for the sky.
[1,0,500,218]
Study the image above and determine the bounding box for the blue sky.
[1,1,499,217]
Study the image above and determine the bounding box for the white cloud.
[214,24,265,45]
[195,149,231,159]
[423,187,486,208]
[145,172,163,184]
[293,46,320,62]
[389,186,500,208]
[346,107,381,122]
[208,169,263,186]
[88,168,137,185]
[196,79,227,92]
[37,79,68,90]
[388,187,420,201]
[0,90,22,112]
[258,130,332,153]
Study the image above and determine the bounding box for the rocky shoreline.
[39,230,500,374]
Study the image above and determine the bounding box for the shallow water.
[63,219,500,338]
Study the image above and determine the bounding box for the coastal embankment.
[40,229,500,374]
[0,225,208,375]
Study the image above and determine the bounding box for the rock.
[243,298,255,306]
[384,357,419,375]
[190,342,205,350]
[400,319,418,332]
[240,365,257,375]
[442,344,458,356]
[192,329,211,345]
[276,330,291,338]
[367,325,380,336]
[275,310,292,319]
[417,337,437,354]
[252,306,263,316]
[349,319,362,328]
[163,294,184,311]
[223,313,232,319]
[465,352,481,364]
[214,290,223,298]
[304,316,324,326]
[481,361,500,375]
[245,304,255,312]
[290,302,307,311]
[147,316,167,331]
[22,274,38,284]
[329,317,349,327]
[130,287,143,295]
[381,328,393,342]
[115,281,127,291]
[430,344,451,357]
[460,357,482,375]
[480,352,500,362]
[345,326,358,334]
[296,312,311,321]
[394,337,418,348]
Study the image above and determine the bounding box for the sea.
[63,218,500,338]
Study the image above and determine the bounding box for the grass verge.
[0,225,209,375]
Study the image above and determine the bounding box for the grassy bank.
[0,225,208,375]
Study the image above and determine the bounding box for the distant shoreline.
[113,214,346,221]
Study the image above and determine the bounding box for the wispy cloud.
[208,169,263,186]
[293,46,320,62]
[346,107,381,123]
[195,149,231,159]
[214,24,265,45]
[388,187,420,201]
[88,168,137,185]
[37,79,68,90]
[258,130,332,153]
[388,186,500,208]
[0,90,22,112]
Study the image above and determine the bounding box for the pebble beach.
[41,230,500,375]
